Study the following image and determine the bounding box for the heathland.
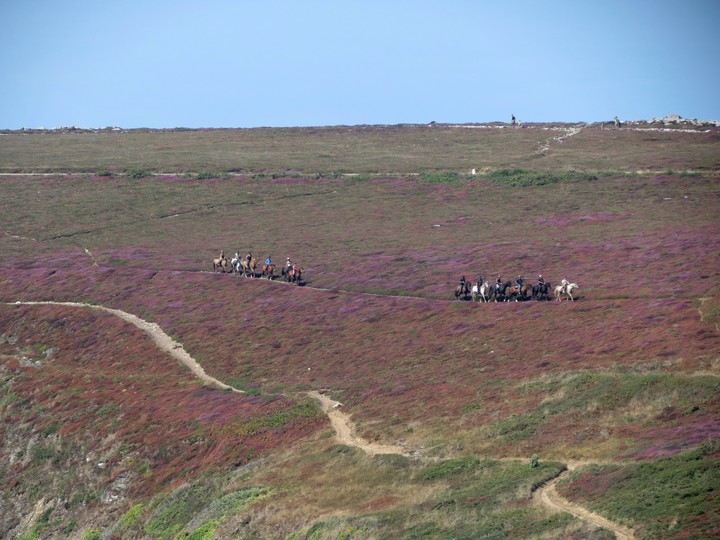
[1,122,719,539]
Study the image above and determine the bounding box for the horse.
[212,256,230,273]
[495,281,516,302]
[261,263,276,280]
[471,281,490,302]
[555,282,579,301]
[241,257,258,277]
[454,281,471,300]
[284,265,303,284]
[230,253,242,273]
[517,284,533,301]
[532,282,552,301]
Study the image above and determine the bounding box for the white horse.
[555,280,579,301]
[471,281,490,302]
[230,252,241,273]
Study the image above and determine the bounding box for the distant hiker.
[511,114,516,126]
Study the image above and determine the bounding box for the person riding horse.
[495,276,502,292]
[516,275,524,291]
[538,274,545,286]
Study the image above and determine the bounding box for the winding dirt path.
[534,462,635,540]
[5,300,634,538]
[306,391,406,456]
[5,301,243,394]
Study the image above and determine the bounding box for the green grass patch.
[196,171,230,179]
[422,456,481,480]
[560,440,720,538]
[219,401,322,437]
[492,411,546,440]
[117,503,145,532]
[419,171,461,184]
[484,168,597,186]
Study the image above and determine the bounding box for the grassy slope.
[0,125,719,538]
[1,124,719,174]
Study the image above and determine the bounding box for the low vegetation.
[0,124,718,537]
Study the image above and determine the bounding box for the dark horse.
[532,282,552,301]
[494,281,517,302]
[454,281,471,300]
[282,265,303,285]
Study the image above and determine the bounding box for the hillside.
[1,123,719,539]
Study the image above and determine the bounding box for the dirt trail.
[306,391,406,456]
[534,461,635,540]
[6,300,634,538]
[6,301,243,394]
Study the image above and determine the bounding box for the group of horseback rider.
[216,250,301,281]
[457,273,566,301]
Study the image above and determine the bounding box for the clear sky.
[1,0,718,129]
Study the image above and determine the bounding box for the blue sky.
[1,0,718,128]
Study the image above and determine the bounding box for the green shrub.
[422,456,480,480]
[420,171,460,184]
[118,503,145,531]
[125,168,150,179]
[196,171,230,179]
[485,169,597,186]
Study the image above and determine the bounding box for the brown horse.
[213,257,230,272]
[495,281,516,302]
[241,257,258,277]
[262,263,276,280]
[517,284,533,301]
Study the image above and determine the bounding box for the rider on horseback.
[560,278,569,294]
[538,274,545,285]
[265,255,272,266]
[496,275,502,292]
[516,275,524,291]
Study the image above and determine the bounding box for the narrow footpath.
[5,300,635,539]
